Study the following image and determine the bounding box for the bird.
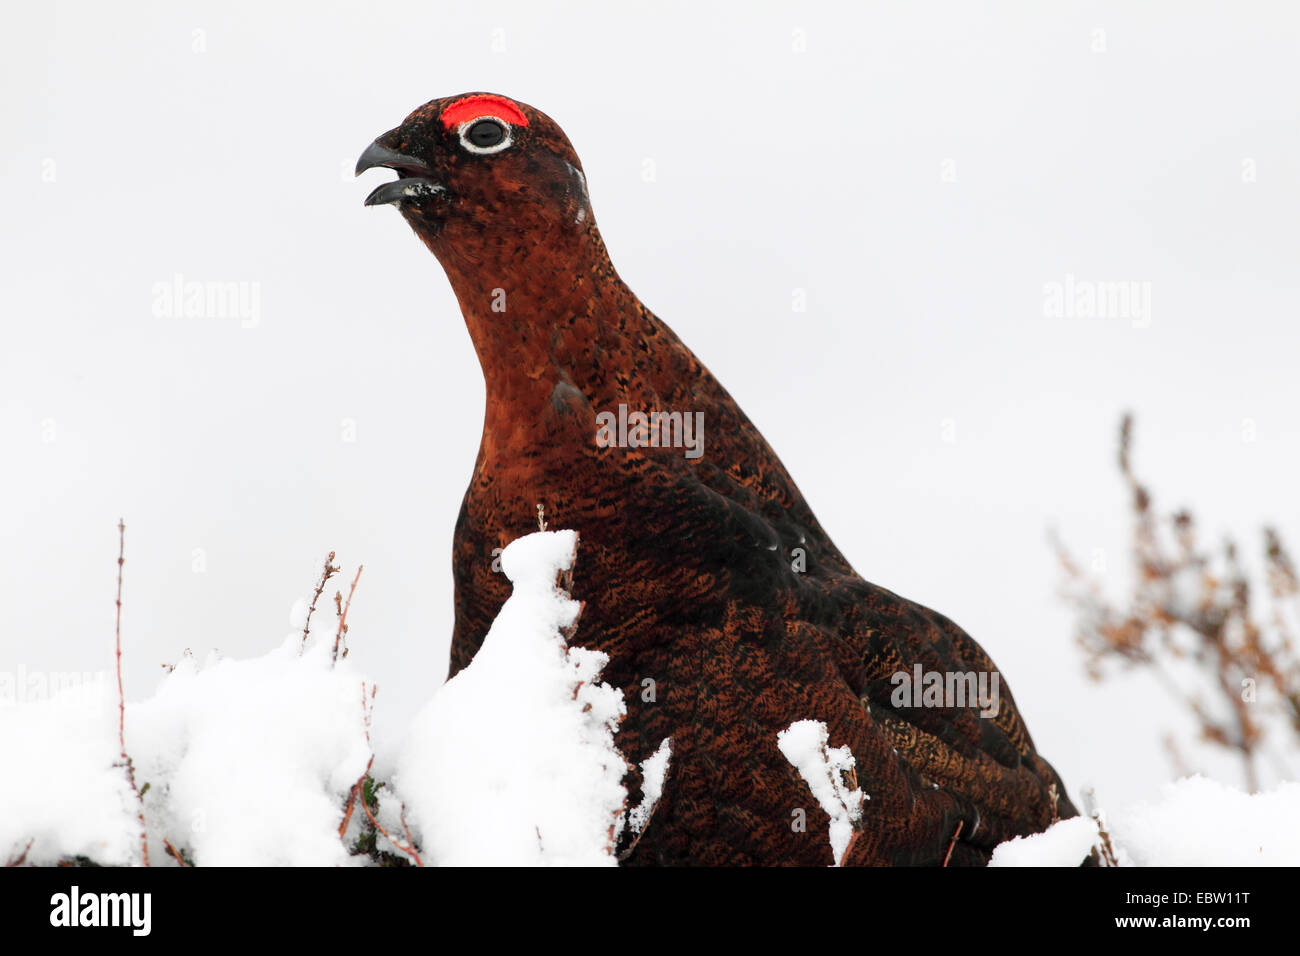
[356,92,1081,865]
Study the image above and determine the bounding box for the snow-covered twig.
[777,719,865,866]
[349,680,421,865]
[359,792,423,867]
[1093,810,1119,867]
[339,683,377,839]
[619,738,672,862]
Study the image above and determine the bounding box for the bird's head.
[356,93,593,260]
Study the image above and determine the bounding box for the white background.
[3,1,1298,808]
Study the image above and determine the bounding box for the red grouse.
[357,93,1078,865]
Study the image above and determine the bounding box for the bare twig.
[114,520,149,867]
[358,788,423,867]
[339,756,374,839]
[1093,812,1119,867]
[398,806,420,858]
[162,838,188,867]
[302,551,340,647]
[332,565,363,663]
[340,684,377,838]
[942,820,964,867]
[4,839,33,867]
[346,682,420,865]
[1052,415,1300,791]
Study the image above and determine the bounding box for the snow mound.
[0,681,140,866]
[1109,775,1300,866]
[991,776,1300,866]
[988,815,1101,867]
[130,636,372,866]
[0,622,371,866]
[392,530,629,865]
[0,531,638,867]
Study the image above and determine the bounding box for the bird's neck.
[433,226,674,433]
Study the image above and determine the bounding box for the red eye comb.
[441,95,529,129]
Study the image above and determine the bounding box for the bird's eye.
[467,119,505,148]
[459,117,512,154]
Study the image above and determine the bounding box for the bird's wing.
[449,361,1074,862]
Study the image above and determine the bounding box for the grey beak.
[355,141,431,177]
[355,140,445,207]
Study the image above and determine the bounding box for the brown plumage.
[357,92,1078,865]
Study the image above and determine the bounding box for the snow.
[6,525,1297,867]
[287,597,310,633]
[391,530,630,865]
[988,816,1101,867]
[128,636,372,866]
[1108,775,1300,866]
[628,737,672,836]
[0,681,140,866]
[777,719,865,865]
[0,603,371,866]
[0,529,641,867]
[990,776,1300,866]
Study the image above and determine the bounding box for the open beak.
[355,141,445,207]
